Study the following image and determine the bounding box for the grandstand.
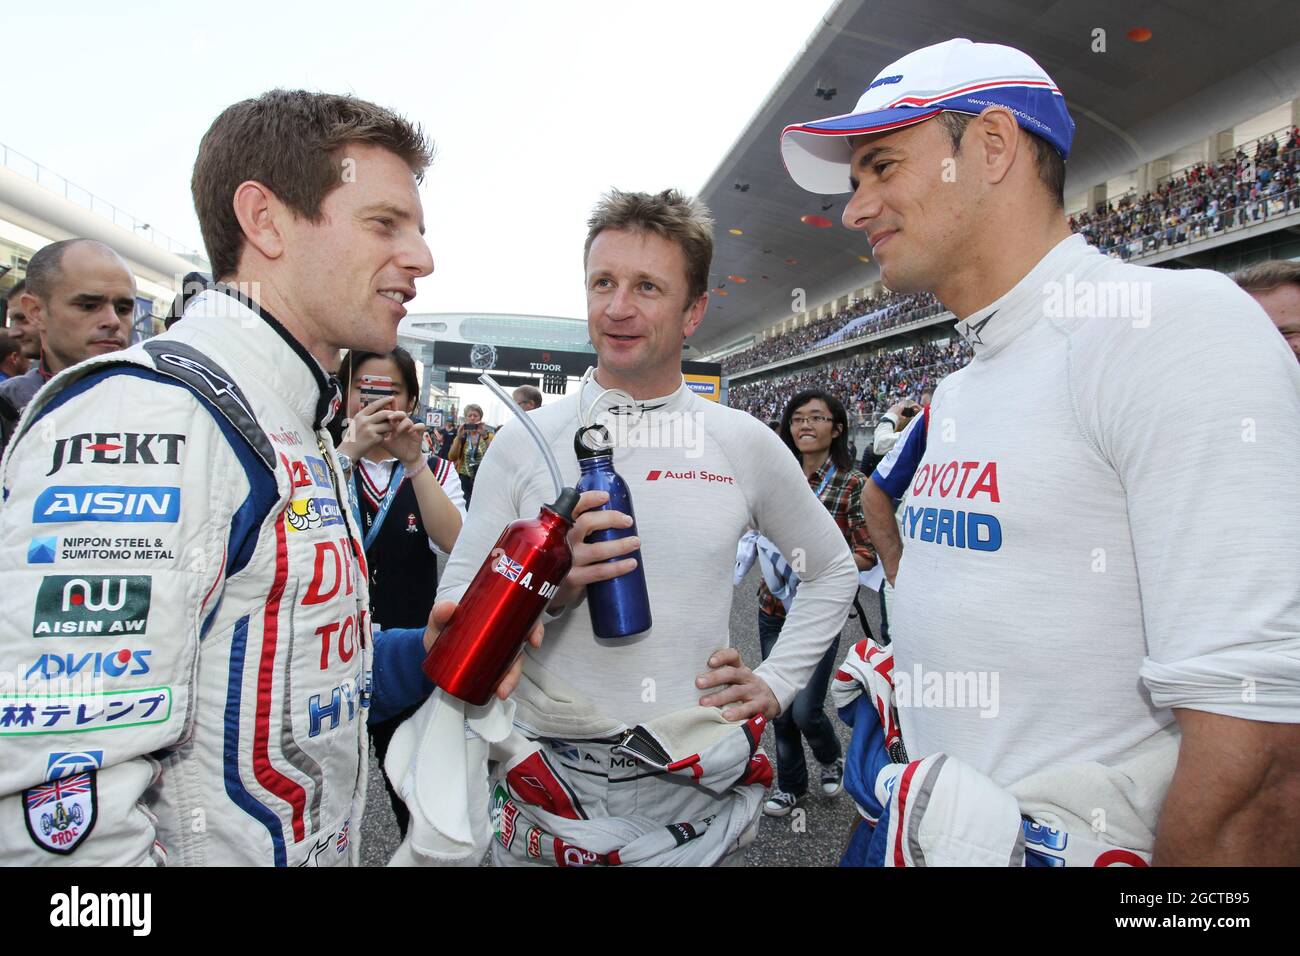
[0,140,209,338]
[698,0,1300,450]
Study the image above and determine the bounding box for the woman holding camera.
[447,403,494,507]
[335,347,465,836]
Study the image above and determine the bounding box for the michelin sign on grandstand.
[683,373,721,402]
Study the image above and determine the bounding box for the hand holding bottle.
[547,491,640,614]
[422,600,543,700]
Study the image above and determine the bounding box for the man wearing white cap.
[783,38,1300,865]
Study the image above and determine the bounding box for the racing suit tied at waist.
[385,657,773,866]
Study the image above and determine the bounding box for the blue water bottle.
[574,425,652,639]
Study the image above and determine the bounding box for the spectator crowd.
[722,289,943,375]
[729,338,971,427]
[1071,127,1299,261]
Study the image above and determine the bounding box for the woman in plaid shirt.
[759,389,877,817]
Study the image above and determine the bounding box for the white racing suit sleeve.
[437,422,581,625]
[0,367,244,863]
[436,426,526,606]
[426,457,467,557]
[872,416,900,456]
[739,426,859,711]
[439,460,467,519]
[1077,275,1300,721]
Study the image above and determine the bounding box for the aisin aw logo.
[33,575,152,637]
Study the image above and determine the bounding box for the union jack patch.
[336,819,350,854]
[24,771,97,855]
[493,554,523,582]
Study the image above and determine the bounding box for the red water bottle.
[423,489,580,705]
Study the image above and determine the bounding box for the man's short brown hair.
[513,385,543,408]
[192,89,434,280]
[937,111,1065,207]
[1232,259,1300,295]
[584,188,714,304]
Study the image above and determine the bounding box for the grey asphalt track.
[360,561,880,867]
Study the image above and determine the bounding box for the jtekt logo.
[47,432,185,476]
[33,575,152,637]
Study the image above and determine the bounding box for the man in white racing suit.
[0,90,458,865]
[783,38,1300,864]
[435,188,860,865]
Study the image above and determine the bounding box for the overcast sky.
[3,0,830,322]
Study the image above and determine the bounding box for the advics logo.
[25,649,152,680]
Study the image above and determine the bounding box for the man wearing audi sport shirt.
[437,188,859,866]
[0,90,522,866]
[783,38,1300,863]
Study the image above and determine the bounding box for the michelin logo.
[285,497,343,532]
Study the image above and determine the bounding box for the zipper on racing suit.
[317,431,373,710]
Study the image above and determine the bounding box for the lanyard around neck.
[361,461,406,552]
[813,463,837,498]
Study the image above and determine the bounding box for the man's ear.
[18,291,44,333]
[231,180,288,264]
[683,292,708,339]
[972,106,1021,188]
